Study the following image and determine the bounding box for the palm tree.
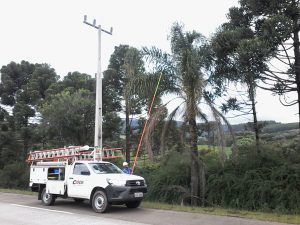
[168,24,206,206]
[130,23,233,206]
[140,23,228,206]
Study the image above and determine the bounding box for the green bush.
[0,162,29,189]
[137,140,300,213]
[137,151,191,204]
[206,142,300,213]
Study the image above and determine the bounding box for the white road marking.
[10,204,74,215]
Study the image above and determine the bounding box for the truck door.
[46,167,65,195]
[67,163,91,198]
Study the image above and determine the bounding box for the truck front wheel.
[41,188,55,206]
[92,190,109,213]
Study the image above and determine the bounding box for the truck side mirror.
[81,171,90,175]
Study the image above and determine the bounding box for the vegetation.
[0,0,299,219]
[103,45,147,162]
[135,137,300,214]
[141,202,300,224]
[236,0,300,130]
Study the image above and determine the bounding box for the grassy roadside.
[141,202,300,224]
[0,188,36,195]
[1,189,299,224]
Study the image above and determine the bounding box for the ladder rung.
[26,146,123,163]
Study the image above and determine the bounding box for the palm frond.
[143,106,167,161]
[159,104,184,155]
[125,73,158,96]
[196,107,208,123]
[142,47,175,74]
[204,95,237,162]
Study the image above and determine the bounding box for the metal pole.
[83,15,112,161]
[95,25,102,160]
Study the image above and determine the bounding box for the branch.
[281,43,294,46]
[279,95,298,106]
[225,112,253,118]
[263,70,295,84]
[280,43,292,66]
[274,55,292,67]
[275,52,295,60]
[258,82,296,93]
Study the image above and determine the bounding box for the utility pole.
[83,15,112,161]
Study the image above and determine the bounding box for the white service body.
[29,160,147,212]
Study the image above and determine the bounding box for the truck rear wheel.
[125,200,141,208]
[92,190,109,213]
[41,188,55,206]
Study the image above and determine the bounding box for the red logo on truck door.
[73,180,84,185]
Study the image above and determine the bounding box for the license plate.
[134,192,143,197]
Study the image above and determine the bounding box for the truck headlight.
[106,178,126,186]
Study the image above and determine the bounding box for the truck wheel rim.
[44,193,50,202]
[95,195,105,209]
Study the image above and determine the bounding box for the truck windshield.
[89,163,123,174]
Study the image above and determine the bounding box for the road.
[0,192,291,225]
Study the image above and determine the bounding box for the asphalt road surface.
[0,192,292,225]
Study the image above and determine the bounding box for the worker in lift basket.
[122,162,132,174]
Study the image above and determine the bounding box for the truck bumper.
[105,185,147,203]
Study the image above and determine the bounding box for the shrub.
[206,142,300,213]
[137,151,191,204]
[0,162,29,189]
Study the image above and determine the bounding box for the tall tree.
[229,0,300,130]
[211,8,272,153]
[0,61,57,157]
[0,107,22,167]
[39,90,95,146]
[45,71,95,98]
[103,45,146,163]
[0,61,35,106]
[38,70,121,148]
[60,71,95,94]
[123,48,147,163]
[142,23,228,205]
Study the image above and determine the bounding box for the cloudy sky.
[0,0,298,124]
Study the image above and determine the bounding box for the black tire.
[125,201,141,208]
[91,190,109,213]
[74,198,84,203]
[41,188,55,206]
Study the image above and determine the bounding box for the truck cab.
[30,160,147,213]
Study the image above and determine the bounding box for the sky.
[0,0,298,124]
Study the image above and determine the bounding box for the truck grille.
[126,180,145,187]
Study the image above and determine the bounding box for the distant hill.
[261,122,299,133]
[120,118,299,134]
[230,121,299,133]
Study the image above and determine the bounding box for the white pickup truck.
[29,160,147,213]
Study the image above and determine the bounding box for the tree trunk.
[293,21,300,133]
[189,116,200,206]
[248,79,260,154]
[125,99,131,163]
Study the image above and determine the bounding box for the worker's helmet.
[123,162,128,166]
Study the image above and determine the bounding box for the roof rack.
[26,145,122,164]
